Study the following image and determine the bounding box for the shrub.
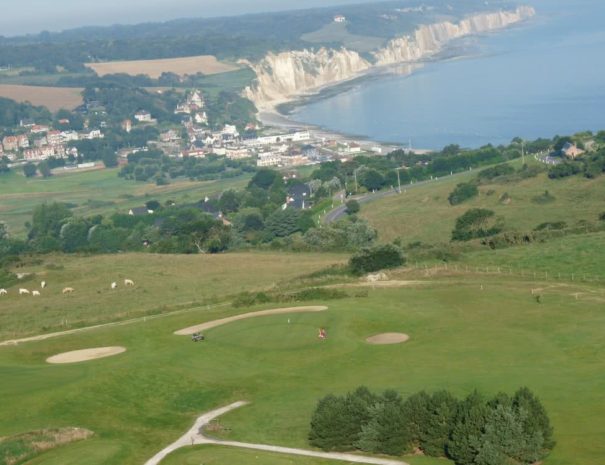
[448,182,479,205]
[531,190,556,204]
[534,221,567,231]
[349,244,405,275]
[345,199,360,215]
[451,209,503,242]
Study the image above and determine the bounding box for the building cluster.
[0,120,104,162]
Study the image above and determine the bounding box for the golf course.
[1,250,604,465]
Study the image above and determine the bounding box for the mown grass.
[0,276,603,465]
[361,169,605,244]
[0,169,251,237]
[0,252,345,340]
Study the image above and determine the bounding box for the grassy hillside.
[0,252,345,340]
[0,169,251,237]
[0,275,603,464]
[361,166,605,244]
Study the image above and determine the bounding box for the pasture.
[0,266,604,465]
[0,169,251,237]
[0,85,83,111]
[0,251,345,340]
[86,55,238,78]
[301,22,385,53]
[360,168,605,244]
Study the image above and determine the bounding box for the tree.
[448,391,490,465]
[360,169,385,191]
[357,390,411,456]
[219,189,241,214]
[346,199,360,215]
[349,244,405,275]
[249,168,281,190]
[420,390,459,457]
[23,163,37,178]
[101,149,118,168]
[29,202,73,241]
[145,200,160,212]
[38,160,52,178]
[60,219,91,253]
[0,158,10,174]
[264,208,302,239]
[309,395,351,451]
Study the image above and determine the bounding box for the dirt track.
[174,306,328,335]
[144,401,409,465]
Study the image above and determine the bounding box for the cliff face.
[374,6,535,65]
[245,6,535,110]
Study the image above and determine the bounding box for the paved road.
[144,401,409,465]
[324,171,469,224]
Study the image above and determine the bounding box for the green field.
[0,252,345,340]
[301,22,385,53]
[1,266,604,465]
[0,169,252,237]
[360,169,605,244]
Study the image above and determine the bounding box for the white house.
[134,110,152,123]
[334,15,346,23]
[257,152,282,167]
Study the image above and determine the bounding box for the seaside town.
[1,88,399,174]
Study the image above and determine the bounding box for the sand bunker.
[47,346,126,364]
[366,333,410,345]
[175,306,328,336]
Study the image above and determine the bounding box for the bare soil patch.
[175,306,328,336]
[86,55,238,78]
[0,85,83,111]
[366,333,410,345]
[47,346,126,364]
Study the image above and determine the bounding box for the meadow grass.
[0,169,251,236]
[361,170,605,244]
[0,251,345,340]
[0,275,603,465]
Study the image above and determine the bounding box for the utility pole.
[396,168,402,193]
[521,140,525,164]
[354,168,359,193]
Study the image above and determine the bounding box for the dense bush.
[346,199,361,215]
[349,244,405,275]
[451,209,503,242]
[448,182,479,205]
[309,387,555,464]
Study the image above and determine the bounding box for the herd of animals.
[0,279,135,297]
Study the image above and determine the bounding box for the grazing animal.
[41,281,46,289]
[62,287,75,295]
[124,279,135,287]
[19,289,30,295]
[32,290,41,297]
[111,282,117,290]
[0,289,7,296]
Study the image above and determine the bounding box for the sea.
[290,0,605,150]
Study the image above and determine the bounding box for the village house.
[257,151,282,167]
[46,130,62,146]
[286,184,311,209]
[34,137,48,148]
[129,207,153,216]
[2,136,19,152]
[334,15,347,23]
[194,112,208,125]
[121,119,132,133]
[60,131,79,142]
[160,129,181,143]
[80,129,104,140]
[225,147,252,160]
[30,124,50,135]
[180,148,206,158]
[17,134,29,149]
[561,142,584,159]
[134,110,153,123]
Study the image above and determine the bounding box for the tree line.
[309,386,554,465]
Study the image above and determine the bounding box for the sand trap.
[366,333,410,345]
[47,346,126,364]
[175,306,328,336]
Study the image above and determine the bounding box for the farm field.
[301,22,385,53]
[0,251,345,340]
[0,169,252,237]
[0,273,604,465]
[86,55,238,78]
[360,167,605,244]
[0,84,83,111]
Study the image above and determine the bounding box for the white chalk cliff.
[244,6,535,110]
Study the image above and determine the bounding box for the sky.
[1,0,385,37]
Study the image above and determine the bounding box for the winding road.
[144,401,409,465]
[323,170,469,224]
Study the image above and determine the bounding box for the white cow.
[0,289,7,296]
[62,287,75,295]
[111,282,117,290]
[32,290,41,297]
[41,281,46,289]
[19,288,30,295]
[124,279,135,287]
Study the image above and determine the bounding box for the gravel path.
[174,306,328,335]
[144,401,409,465]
